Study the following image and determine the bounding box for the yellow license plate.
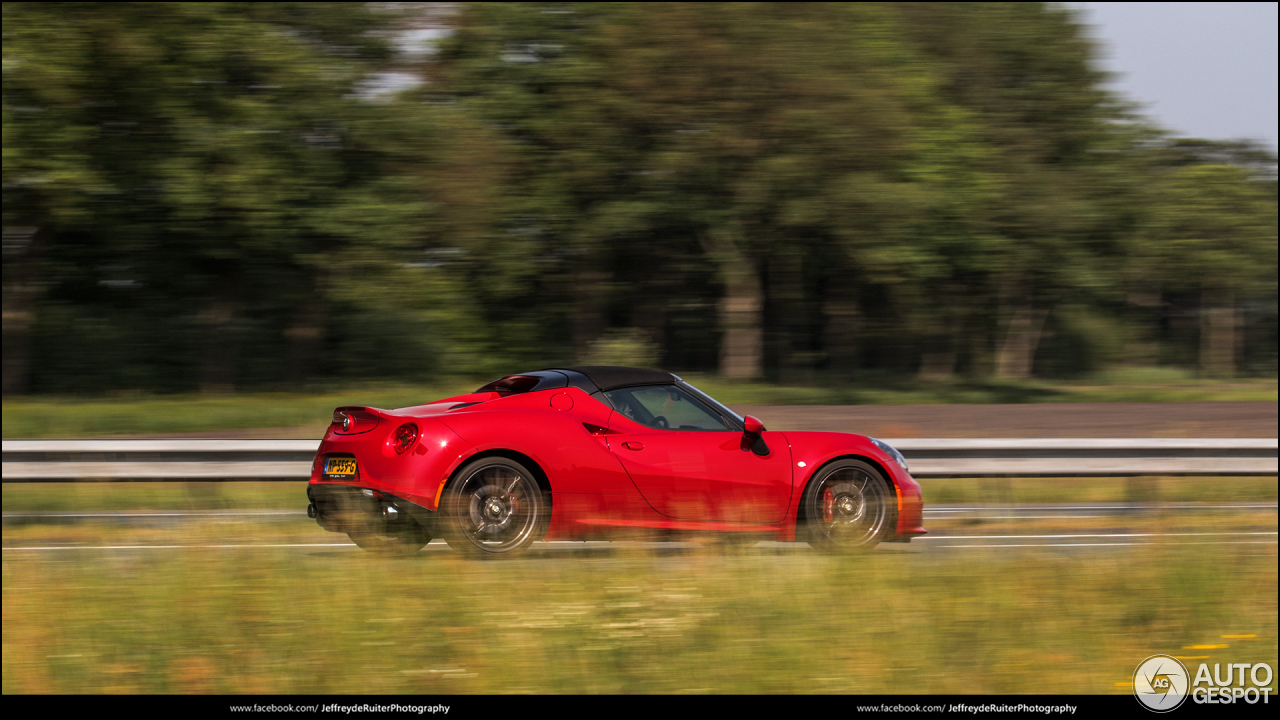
[324,457,357,476]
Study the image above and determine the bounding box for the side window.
[605,385,730,431]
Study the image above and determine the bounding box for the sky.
[1071,2,1279,151]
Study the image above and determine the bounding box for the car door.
[604,384,793,523]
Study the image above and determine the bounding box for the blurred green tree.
[1138,163,1277,377]
[898,2,1136,380]
[435,3,985,380]
[2,2,488,392]
[4,2,1274,393]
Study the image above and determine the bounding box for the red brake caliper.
[822,488,834,523]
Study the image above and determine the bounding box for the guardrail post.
[1124,475,1161,515]
[980,477,1014,524]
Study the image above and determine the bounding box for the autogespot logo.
[1134,654,1190,712]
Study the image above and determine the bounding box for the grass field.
[3,528,1275,694]
[3,371,1275,438]
[4,475,1277,694]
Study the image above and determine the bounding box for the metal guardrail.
[2,440,317,481]
[890,438,1278,477]
[1,438,1276,481]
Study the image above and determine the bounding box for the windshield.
[677,381,744,429]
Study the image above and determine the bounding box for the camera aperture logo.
[1133,654,1276,711]
[1134,655,1189,712]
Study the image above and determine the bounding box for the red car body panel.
[779,431,927,542]
[308,380,926,543]
[309,413,476,511]
[605,411,795,523]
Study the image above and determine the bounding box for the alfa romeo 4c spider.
[307,366,925,556]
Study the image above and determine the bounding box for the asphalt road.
[4,534,1276,554]
[5,501,1275,525]
[5,502,1275,553]
[733,401,1279,438]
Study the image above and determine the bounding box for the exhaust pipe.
[383,504,399,520]
[307,503,317,519]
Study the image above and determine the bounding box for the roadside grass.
[0,380,479,439]
[3,524,1275,694]
[4,481,1276,695]
[4,477,1274,514]
[3,371,1275,438]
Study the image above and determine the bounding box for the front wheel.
[438,457,548,558]
[800,459,894,552]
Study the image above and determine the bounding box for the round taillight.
[393,423,419,455]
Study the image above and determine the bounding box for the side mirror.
[742,415,769,456]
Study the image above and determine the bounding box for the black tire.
[799,458,894,552]
[347,525,430,555]
[438,456,549,558]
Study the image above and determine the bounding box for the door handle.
[622,441,644,451]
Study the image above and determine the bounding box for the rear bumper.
[307,483,436,535]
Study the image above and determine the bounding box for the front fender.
[778,432,926,542]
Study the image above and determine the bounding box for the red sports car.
[307,366,925,556]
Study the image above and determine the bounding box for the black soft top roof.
[474,366,678,396]
[554,366,676,391]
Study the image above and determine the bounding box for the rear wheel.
[800,459,894,552]
[439,457,548,558]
